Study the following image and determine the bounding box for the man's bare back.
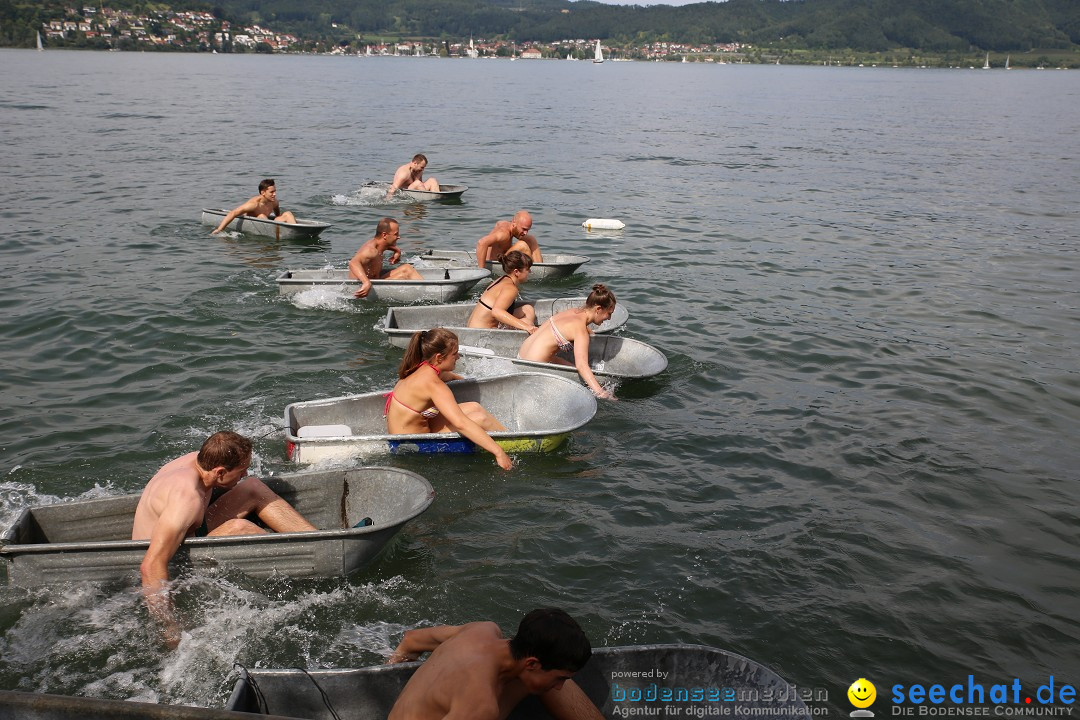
[389,623,523,720]
[133,432,316,648]
[388,610,602,720]
[131,452,210,541]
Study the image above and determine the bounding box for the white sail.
[37,31,44,51]
[1005,55,1010,70]
[593,39,604,63]
[982,52,990,69]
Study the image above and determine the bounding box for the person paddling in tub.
[386,328,514,470]
[517,284,617,400]
[466,250,537,333]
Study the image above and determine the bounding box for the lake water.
[1,50,1078,713]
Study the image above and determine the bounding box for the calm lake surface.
[1,50,1078,712]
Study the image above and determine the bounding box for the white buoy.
[582,218,625,230]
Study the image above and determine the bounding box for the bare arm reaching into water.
[429,382,513,470]
[571,332,614,400]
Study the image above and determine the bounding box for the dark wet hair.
[585,284,616,311]
[197,431,252,471]
[412,153,428,164]
[258,178,275,193]
[509,608,592,671]
[499,250,533,274]
[399,327,458,379]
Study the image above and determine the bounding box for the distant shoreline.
[10,46,1077,69]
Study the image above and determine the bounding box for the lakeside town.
[40,6,299,52]
[39,4,751,61]
[35,4,1076,67]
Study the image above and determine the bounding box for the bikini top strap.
[484,275,508,293]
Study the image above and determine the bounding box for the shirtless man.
[210,178,297,234]
[132,431,316,648]
[475,211,543,269]
[388,608,603,720]
[387,154,440,198]
[348,217,423,298]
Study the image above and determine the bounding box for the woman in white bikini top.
[517,283,617,400]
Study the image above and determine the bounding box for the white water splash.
[457,355,517,378]
[0,480,121,533]
[289,286,357,312]
[0,572,426,707]
[330,185,405,207]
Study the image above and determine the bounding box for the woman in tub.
[385,328,513,469]
[466,250,537,333]
[517,284,617,400]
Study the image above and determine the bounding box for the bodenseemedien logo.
[849,678,877,718]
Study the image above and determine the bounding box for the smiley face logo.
[848,678,876,709]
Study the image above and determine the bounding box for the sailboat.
[1005,55,1011,70]
[37,31,44,51]
[982,52,990,70]
[593,39,604,64]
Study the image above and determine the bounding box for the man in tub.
[474,210,544,269]
[387,608,603,720]
[387,153,441,198]
[348,217,424,298]
[209,178,297,234]
[132,431,316,648]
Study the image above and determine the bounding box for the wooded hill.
[5,0,1079,53]
[198,0,1080,51]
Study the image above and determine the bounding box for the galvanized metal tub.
[414,249,589,281]
[0,689,303,720]
[275,268,490,303]
[380,297,630,348]
[283,373,597,465]
[225,644,809,720]
[458,334,668,384]
[201,208,331,240]
[363,180,468,201]
[0,468,434,587]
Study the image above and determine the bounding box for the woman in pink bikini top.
[516,283,618,400]
[384,328,514,470]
